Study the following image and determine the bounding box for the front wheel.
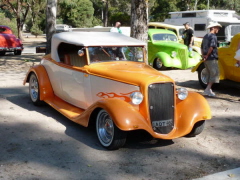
[96,109,127,150]
[198,63,208,88]
[197,63,219,89]
[29,73,43,106]
[186,120,205,137]
[153,58,167,70]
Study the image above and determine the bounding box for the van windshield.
[88,46,144,63]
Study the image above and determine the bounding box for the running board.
[45,95,85,120]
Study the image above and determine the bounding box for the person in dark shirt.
[201,22,222,97]
[183,22,194,51]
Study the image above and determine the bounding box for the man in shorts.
[201,22,222,97]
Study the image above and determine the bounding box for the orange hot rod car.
[23,32,211,150]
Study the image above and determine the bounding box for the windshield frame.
[86,46,146,64]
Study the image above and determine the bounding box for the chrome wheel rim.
[156,58,163,69]
[97,110,114,146]
[30,75,39,101]
[201,67,209,85]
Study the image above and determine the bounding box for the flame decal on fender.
[96,91,139,102]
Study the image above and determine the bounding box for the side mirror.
[78,49,85,57]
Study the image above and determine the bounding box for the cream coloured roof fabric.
[52,32,146,62]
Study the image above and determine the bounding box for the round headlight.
[171,51,177,58]
[177,88,188,100]
[130,92,143,105]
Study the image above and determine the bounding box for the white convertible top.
[51,32,146,62]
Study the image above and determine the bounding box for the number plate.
[152,119,173,127]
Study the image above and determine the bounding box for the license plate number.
[152,119,172,127]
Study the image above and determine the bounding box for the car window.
[58,43,87,67]
[179,28,185,36]
[89,46,144,63]
[152,33,178,42]
[0,27,6,33]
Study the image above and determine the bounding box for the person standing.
[110,22,122,34]
[182,22,194,51]
[201,22,222,97]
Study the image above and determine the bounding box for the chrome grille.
[148,83,174,134]
[178,49,188,69]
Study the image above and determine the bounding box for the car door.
[59,53,89,109]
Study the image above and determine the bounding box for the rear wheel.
[153,58,167,70]
[14,50,22,55]
[96,109,127,150]
[0,51,6,56]
[29,73,43,106]
[186,120,205,137]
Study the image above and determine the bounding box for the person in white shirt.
[110,22,122,34]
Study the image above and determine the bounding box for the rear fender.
[23,65,53,101]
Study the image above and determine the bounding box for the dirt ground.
[0,37,239,180]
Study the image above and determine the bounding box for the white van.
[164,10,240,43]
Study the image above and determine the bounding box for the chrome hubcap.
[156,58,163,69]
[30,76,39,101]
[201,68,209,85]
[97,111,114,145]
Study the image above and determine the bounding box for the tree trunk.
[16,16,23,40]
[130,0,148,42]
[46,0,57,54]
[103,0,109,27]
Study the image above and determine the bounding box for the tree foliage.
[58,0,94,28]
[0,0,30,40]
[31,23,43,38]
[0,12,17,35]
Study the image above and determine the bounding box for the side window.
[58,43,86,67]
[194,24,206,31]
[148,26,156,29]
[157,27,165,29]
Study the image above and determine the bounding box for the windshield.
[88,46,144,63]
[152,33,178,42]
[179,28,185,36]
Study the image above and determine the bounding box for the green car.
[148,29,201,70]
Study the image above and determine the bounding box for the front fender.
[192,46,201,54]
[23,65,53,101]
[175,91,211,136]
[154,52,173,67]
[78,98,152,132]
[191,60,204,72]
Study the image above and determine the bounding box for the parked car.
[24,32,211,150]
[148,22,202,54]
[148,29,201,70]
[192,33,240,88]
[0,25,23,55]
